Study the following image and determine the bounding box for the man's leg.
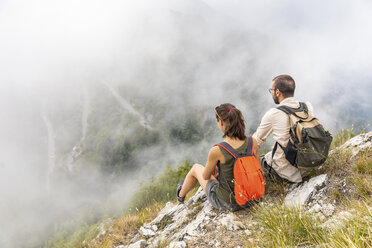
[260,156,285,182]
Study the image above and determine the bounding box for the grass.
[128,161,193,211]
[325,200,371,248]
[352,151,372,198]
[81,202,164,248]
[246,198,372,248]
[330,127,358,150]
[251,201,323,247]
[45,223,99,248]
[152,238,171,248]
[318,148,352,176]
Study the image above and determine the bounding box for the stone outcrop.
[125,173,336,248]
[285,174,328,207]
[121,187,249,248]
[335,131,372,157]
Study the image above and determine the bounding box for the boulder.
[338,131,372,157]
[285,174,328,207]
[128,240,147,248]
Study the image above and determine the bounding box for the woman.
[177,103,260,211]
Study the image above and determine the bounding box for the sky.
[0,0,372,247]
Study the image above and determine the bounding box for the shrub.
[128,161,193,211]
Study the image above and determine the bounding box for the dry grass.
[82,202,164,248]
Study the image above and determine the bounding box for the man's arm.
[252,110,273,147]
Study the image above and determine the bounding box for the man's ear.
[276,89,281,97]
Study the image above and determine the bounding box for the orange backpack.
[215,137,265,207]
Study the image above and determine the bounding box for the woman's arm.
[202,146,222,180]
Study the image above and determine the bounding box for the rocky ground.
[85,132,372,248]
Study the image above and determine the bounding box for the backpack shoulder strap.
[246,137,254,156]
[299,102,308,113]
[276,105,294,115]
[215,142,239,159]
[215,142,237,199]
[277,102,309,119]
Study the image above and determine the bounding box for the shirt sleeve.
[305,101,314,114]
[253,109,274,146]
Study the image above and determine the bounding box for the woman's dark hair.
[215,103,247,140]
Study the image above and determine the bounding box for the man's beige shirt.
[253,97,314,183]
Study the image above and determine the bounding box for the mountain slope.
[82,132,372,248]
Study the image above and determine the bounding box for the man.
[253,75,313,183]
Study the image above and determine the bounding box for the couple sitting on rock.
[177,74,323,211]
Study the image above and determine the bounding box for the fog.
[1,0,372,247]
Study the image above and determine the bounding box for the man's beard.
[273,95,279,104]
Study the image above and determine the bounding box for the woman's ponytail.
[215,103,246,140]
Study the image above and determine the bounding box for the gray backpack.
[273,102,333,168]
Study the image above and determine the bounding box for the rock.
[321,211,353,229]
[309,203,322,213]
[309,203,334,217]
[130,234,141,243]
[139,226,155,237]
[219,213,244,231]
[338,132,372,157]
[285,174,328,207]
[321,203,335,217]
[248,238,258,242]
[178,201,214,237]
[140,187,216,245]
[128,240,147,248]
[186,186,207,204]
[168,241,187,248]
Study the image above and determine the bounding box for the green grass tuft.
[252,201,323,247]
[248,199,372,247]
[330,127,358,149]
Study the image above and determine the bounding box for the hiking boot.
[177,179,185,203]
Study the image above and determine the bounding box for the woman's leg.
[179,163,215,198]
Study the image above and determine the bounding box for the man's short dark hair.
[272,75,296,98]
